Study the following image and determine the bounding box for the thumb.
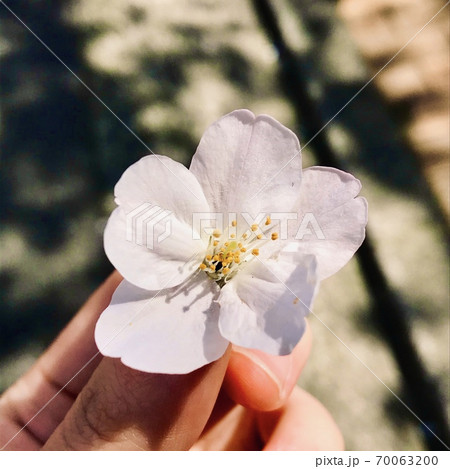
[43,351,230,450]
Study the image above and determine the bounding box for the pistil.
[198,216,279,286]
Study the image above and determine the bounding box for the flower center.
[198,216,279,287]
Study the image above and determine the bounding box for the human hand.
[0,272,343,450]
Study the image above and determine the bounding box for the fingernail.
[232,346,294,401]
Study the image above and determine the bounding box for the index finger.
[0,271,122,449]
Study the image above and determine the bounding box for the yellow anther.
[251,224,258,231]
[213,229,221,238]
[257,234,263,240]
[213,255,219,261]
[231,220,237,227]
[230,233,236,239]
[226,257,233,264]
[265,216,271,225]
[224,242,229,247]
[199,263,207,270]
[251,248,259,256]
[213,240,219,246]
[235,257,240,264]
[242,233,248,240]
[206,255,212,261]
[240,247,246,252]
[223,267,230,275]
[238,243,243,248]
[271,232,279,240]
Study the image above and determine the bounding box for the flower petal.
[287,166,368,281]
[189,109,303,217]
[218,253,317,355]
[114,154,210,224]
[105,155,210,290]
[95,273,229,374]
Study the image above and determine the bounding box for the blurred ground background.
[0,0,448,450]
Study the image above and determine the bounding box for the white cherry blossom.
[95,110,368,374]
